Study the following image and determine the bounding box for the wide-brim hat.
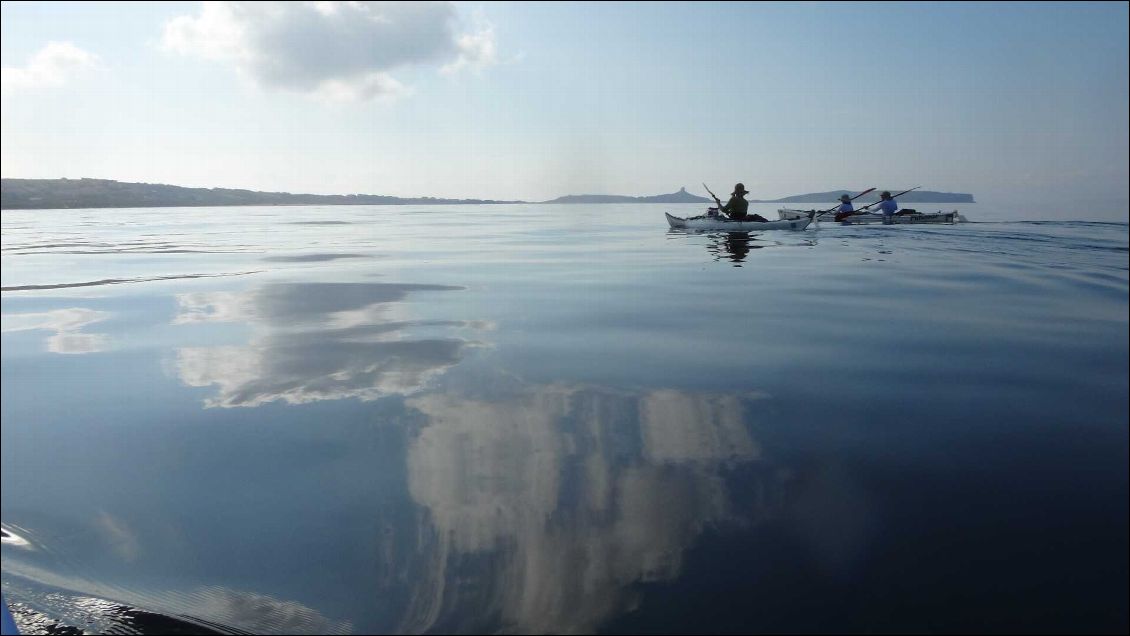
[839,194,851,201]
[732,183,749,195]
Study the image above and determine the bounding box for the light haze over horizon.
[2,1,1127,219]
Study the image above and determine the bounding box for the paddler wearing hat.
[835,193,854,216]
[721,183,768,222]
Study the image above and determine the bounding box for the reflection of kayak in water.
[777,208,964,224]
[666,211,814,231]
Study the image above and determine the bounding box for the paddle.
[703,182,724,209]
[814,187,876,220]
[701,182,738,221]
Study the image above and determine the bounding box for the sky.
[1,1,1127,218]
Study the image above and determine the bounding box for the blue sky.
[1,2,1127,216]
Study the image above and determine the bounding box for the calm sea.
[2,203,1128,634]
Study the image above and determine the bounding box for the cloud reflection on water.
[165,280,791,632]
[395,385,785,634]
[173,282,482,407]
[0,307,111,354]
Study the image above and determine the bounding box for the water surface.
[2,203,1127,633]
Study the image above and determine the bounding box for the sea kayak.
[777,208,963,224]
[666,211,814,231]
[2,593,17,636]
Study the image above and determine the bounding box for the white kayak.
[666,211,814,231]
[777,208,963,224]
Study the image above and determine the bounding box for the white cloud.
[0,41,101,92]
[161,1,497,101]
[441,21,497,74]
[312,71,410,103]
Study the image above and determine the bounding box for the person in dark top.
[720,183,768,222]
[833,193,857,221]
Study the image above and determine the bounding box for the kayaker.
[832,193,859,221]
[876,191,899,221]
[721,183,768,222]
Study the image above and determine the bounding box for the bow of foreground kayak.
[2,594,17,636]
[666,212,814,231]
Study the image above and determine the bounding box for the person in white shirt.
[876,191,899,220]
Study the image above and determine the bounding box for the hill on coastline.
[542,187,710,204]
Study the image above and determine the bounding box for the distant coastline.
[0,178,523,210]
[0,178,974,210]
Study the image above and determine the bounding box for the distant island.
[543,187,710,204]
[0,179,974,210]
